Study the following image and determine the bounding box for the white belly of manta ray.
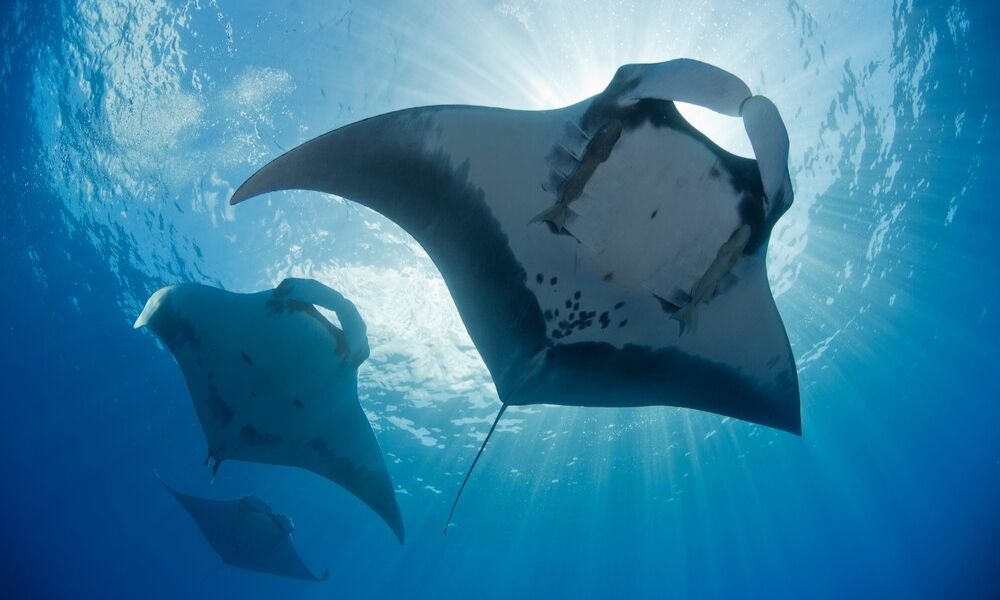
[567,123,746,299]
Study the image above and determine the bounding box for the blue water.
[1,1,998,598]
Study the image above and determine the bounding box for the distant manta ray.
[158,475,329,581]
[230,59,799,530]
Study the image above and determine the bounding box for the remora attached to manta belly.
[230,58,800,524]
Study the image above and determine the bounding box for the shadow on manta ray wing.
[228,58,799,531]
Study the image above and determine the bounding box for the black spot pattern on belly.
[549,290,603,339]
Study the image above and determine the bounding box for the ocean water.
[1,0,997,598]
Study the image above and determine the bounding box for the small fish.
[673,224,752,335]
[534,119,624,231]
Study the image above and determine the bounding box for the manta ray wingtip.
[230,164,276,205]
[134,286,175,329]
[391,521,406,544]
[229,183,254,206]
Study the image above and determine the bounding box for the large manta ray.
[136,279,404,542]
[159,476,328,581]
[230,59,799,526]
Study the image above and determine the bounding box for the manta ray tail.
[444,403,508,533]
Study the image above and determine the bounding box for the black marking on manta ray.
[240,424,282,449]
[550,290,601,339]
[206,381,235,427]
[264,294,288,315]
[515,341,800,434]
[146,301,202,353]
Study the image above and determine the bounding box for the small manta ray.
[136,278,404,543]
[158,475,329,581]
[228,59,800,529]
